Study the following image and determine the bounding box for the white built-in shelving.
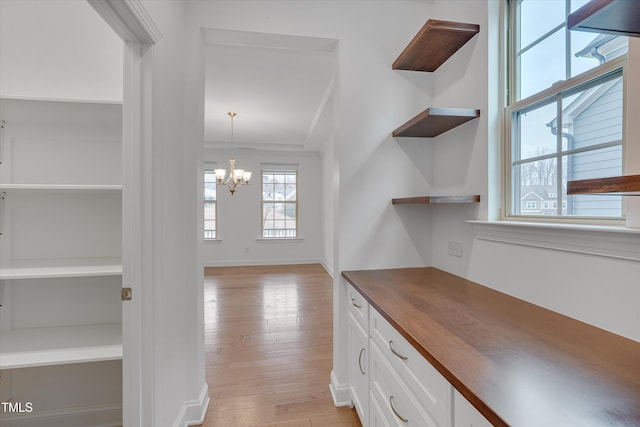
[0,323,122,370]
[0,258,122,280]
[0,97,123,374]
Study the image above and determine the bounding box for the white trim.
[204,258,324,268]
[87,0,162,44]
[89,1,159,425]
[0,403,121,427]
[321,261,334,279]
[255,237,304,242]
[469,220,640,262]
[173,383,210,427]
[329,370,352,407]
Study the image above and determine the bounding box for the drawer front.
[370,391,392,427]
[347,283,369,333]
[349,313,369,426]
[454,390,492,427]
[370,307,452,427]
[370,340,437,427]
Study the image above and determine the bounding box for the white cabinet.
[347,283,369,425]
[369,307,451,427]
[454,391,492,427]
[0,98,123,426]
[349,312,369,425]
[344,282,492,427]
[369,340,439,427]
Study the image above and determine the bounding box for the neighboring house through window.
[262,166,297,238]
[505,0,628,220]
[204,168,217,239]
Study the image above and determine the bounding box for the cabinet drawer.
[370,307,451,427]
[370,340,437,427]
[454,390,492,427]
[370,391,392,427]
[347,283,369,333]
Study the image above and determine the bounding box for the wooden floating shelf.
[393,19,480,72]
[393,107,480,138]
[567,174,640,196]
[392,195,480,205]
[568,0,640,38]
[0,323,122,369]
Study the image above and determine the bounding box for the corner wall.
[430,0,640,342]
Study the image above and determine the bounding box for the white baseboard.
[174,382,210,427]
[321,261,334,278]
[329,370,352,407]
[0,403,121,427]
[204,258,324,267]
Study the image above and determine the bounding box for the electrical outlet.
[448,241,463,257]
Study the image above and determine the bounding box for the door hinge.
[121,287,132,301]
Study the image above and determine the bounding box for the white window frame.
[503,0,628,225]
[204,165,218,240]
[261,164,298,239]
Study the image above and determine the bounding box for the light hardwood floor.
[199,264,362,427]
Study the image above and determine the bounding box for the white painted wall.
[0,0,122,102]
[429,0,640,342]
[202,149,325,266]
[136,1,208,425]
[188,0,437,406]
[189,0,435,272]
[321,137,335,275]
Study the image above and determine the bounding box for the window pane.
[520,29,566,99]
[204,170,217,238]
[563,74,623,150]
[572,33,628,78]
[519,0,565,50]
[262,168,297,238]
[516,100,558,161]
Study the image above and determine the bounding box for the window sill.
[256,237,304,242]
[467,220,640,262]
[204,239,223,244]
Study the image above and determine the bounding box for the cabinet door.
[349,312,369,426]
[454,391,492,427]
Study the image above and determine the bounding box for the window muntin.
[507,0,627,220]
[261,167,297,238]
[204,169,217,239]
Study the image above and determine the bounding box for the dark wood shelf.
[567,174,640,195]
[393,20,480,72]
[392,195,480,205]
[393,107,480,138]
[568,0,640,37]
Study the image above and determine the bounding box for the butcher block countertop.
[341,267,640,427]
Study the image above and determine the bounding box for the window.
[506,0,628,220]
[204,168,217,239]
[525,200,537,210]
[262,166,297,238]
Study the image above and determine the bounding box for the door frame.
[86,1,160,425]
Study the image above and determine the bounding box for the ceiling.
[204,29,337,153]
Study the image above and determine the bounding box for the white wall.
[188,0,437,406]
[429,0,640,343]
[321,136,335,275]
[189,0,435,272]
[202,149,325,266]
[0,0,122,102]
[137,1,208,425]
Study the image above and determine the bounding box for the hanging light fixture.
[214,112,252,195]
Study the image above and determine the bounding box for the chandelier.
[214,112,252,195]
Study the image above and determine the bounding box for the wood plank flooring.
[198,264,361,427]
